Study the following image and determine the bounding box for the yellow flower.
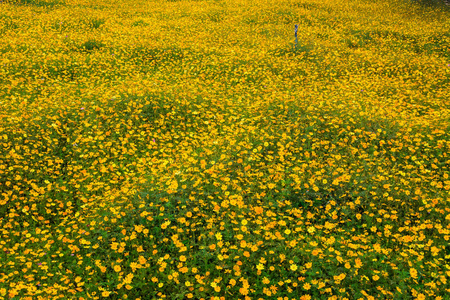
[430,246,440,256]
[161,221,171,229]
[111,242,119,250]
[124,273,134,284]
[307,226,315,234]
[114,265,121,272]
[254,206,264,214]
[303,283,311,290]
[138,256,147,265]
[130,262,139,272]
[256,263,264,270]
[101,291,111,297]
[416,294,426,300]
[239,287,249,295]
[179,255,187,262]
[134,225,143,233]
[290,264,298,271]
[355,258,363,268]
[372,275,380,281]
[336,273,346,281]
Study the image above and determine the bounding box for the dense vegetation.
[1,0,449,299]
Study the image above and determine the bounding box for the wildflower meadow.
[0,0,449,299]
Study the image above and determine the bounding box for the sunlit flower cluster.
[1,0,449,299]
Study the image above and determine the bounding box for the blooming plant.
[0,0,449,299]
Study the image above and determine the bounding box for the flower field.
[0,0,449,299]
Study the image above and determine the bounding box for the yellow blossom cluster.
[1,0,449,299]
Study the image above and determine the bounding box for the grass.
[2,0,65,8]
[0,0,450,299]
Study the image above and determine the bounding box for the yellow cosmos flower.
[138,256,147,265]
[410,268,418,279]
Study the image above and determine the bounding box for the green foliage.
[86,17,106,29]
[1,0,450,299]
[79,39,105,51]
[131,19,149,27]
[411,0,450,8]
[3,0,65,7]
